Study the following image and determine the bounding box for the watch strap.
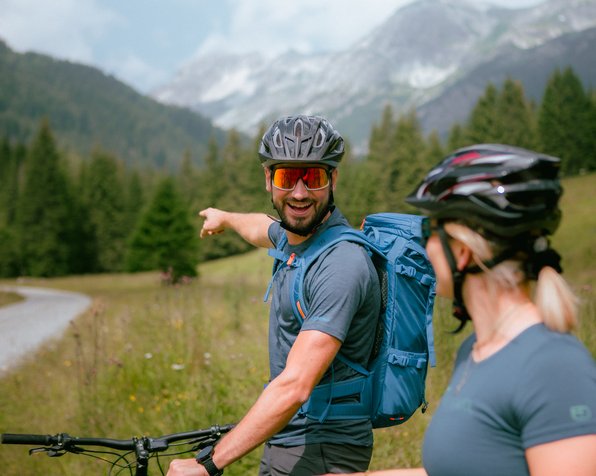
[196,446,223,476]
[202,457,223,476]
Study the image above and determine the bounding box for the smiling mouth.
[287,202,313,214]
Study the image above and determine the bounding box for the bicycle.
[1,423,234,476]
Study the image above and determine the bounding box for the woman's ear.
[453,241,473,272]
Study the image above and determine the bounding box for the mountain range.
[0,41,227,169]
[153,0,596,151]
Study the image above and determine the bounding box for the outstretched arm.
[199,207,275,248]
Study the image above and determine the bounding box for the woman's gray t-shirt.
[423,323,596,476]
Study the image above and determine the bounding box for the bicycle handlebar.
[1,424,235,451]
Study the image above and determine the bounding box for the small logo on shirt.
[569,405,592,422]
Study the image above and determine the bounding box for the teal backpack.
[267,213,436,428]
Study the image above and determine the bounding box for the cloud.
[193,0,548,59]
[0,0,120,64]
[195,0,405,58]
[103,53,169,93]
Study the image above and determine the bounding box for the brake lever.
[29,446,66,457]
[29,443,86,457]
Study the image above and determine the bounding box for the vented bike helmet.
[406,144,564,330]
[406,144,562,239]
[258,115,345,169]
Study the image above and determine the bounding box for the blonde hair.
[444,222,578,333]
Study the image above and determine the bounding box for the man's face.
[265,165,337,237]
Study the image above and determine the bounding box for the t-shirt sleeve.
[268,221,282,247]
[299,242,374,342]
[514,335,596,449]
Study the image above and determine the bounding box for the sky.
[0,0,547,94]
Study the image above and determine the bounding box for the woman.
[346,144,596,476]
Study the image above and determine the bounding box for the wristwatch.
[196,445,223,476]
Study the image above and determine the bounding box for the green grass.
[0,291,23,307]
[0,174,594,475]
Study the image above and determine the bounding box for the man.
[168,115,380,476]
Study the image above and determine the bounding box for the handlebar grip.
[1,434,53,445]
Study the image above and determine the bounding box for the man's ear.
[264,167,272,192]
[331,168,338,191]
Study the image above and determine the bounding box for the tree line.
[0,67,594,281]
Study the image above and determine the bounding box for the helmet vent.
[314,129,326,148]
[294,119,303,139]
[273,129,283,149]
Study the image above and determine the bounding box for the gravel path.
[0,286,91,373]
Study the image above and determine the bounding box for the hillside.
[418,27,596,137]
[0,40,228,169]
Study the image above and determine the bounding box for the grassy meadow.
[0,173,594,475]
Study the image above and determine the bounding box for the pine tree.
[83,150,127,271]
[177,149,199,207]
[195,136,226,261]
[538,68,592,175]
[0,139,21,276]
[197,136,224,209]
[426,130,445,167]
[496,78,537,149]
[335,149,378,226]
[587,91,596,171]
[366,104,397,211]
[466,83,500,144]
[390,111,428,213]
[447,123,467,151]
[368,104,395,166]
[126,177,199,283]
[244,124,271,213]
[17,120,77,276]
[215,129,256,256]
[123,169,146,238]
[0,228,19,276]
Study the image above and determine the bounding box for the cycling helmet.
[258,115,344,168]
[406,144,562,240]
[406,144,563,332]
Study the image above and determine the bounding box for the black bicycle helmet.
[406,144,564,331]
[406,144,562,240]
[258,115,344,168]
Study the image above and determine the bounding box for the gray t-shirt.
[423,323,596,476]
[266,208,381,447]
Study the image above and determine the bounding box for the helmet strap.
[438,226,470,333]
[438,226,528,333]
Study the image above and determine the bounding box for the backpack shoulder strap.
[291,225,380,376]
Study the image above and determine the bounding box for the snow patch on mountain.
[151,0,596,147]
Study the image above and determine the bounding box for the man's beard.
[272,193,332,237]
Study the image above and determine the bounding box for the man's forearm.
[211,329,341,470]
[200,208,274,248]
[223,212,274,247]
[210,373,305,469]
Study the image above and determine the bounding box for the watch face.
[197,445,214,462]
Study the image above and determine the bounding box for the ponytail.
[535,266,578,333]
